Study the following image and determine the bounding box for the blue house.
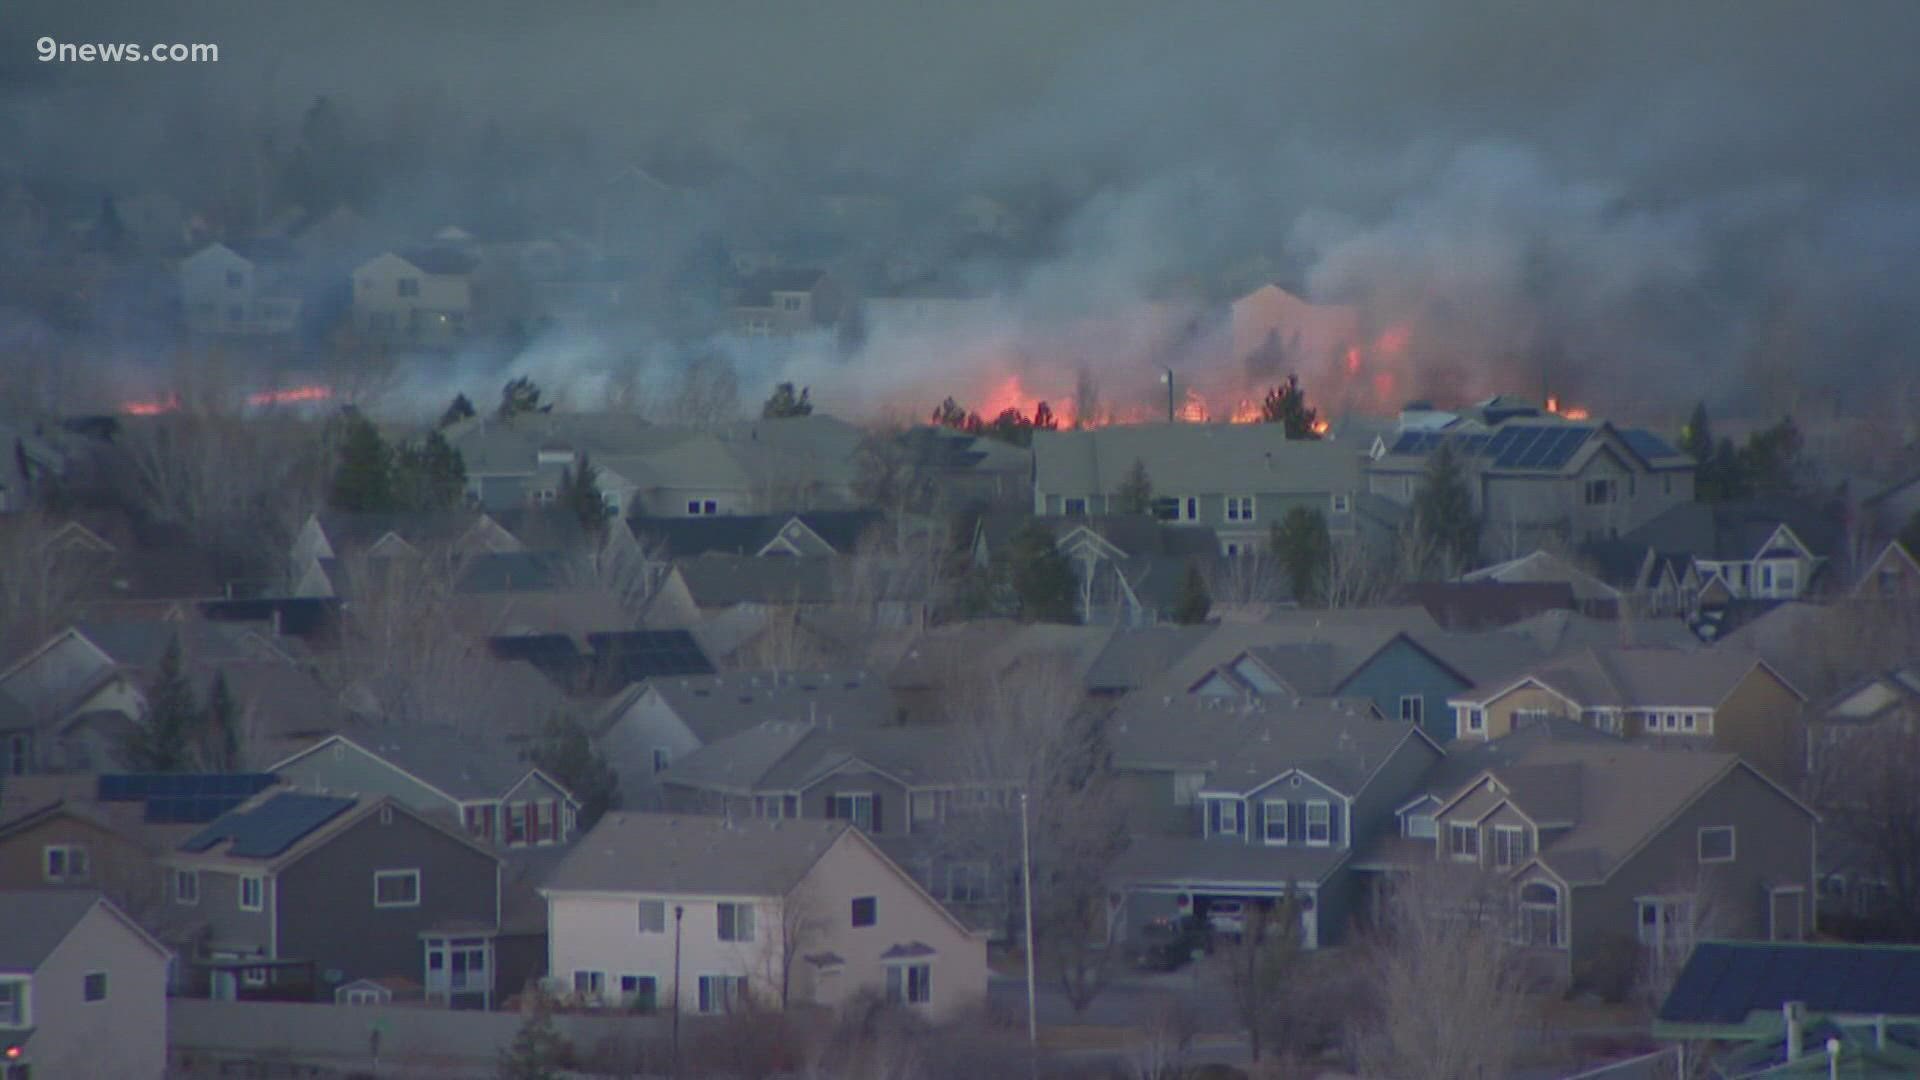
[1333,631,1541,743]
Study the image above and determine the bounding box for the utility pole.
[672,904,684,1079]
[1162,367,1175,423]
[1020,790,1039,1078]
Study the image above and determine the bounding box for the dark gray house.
[1107,695,1443,949]
[165,791,504,1008]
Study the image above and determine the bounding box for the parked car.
[1132,915,1210,971]
[1206,900,1247,941]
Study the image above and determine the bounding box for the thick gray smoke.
[5,0,1919,427]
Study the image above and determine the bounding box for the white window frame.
[82,971,107,1003]
[651,747,671,774]
[1063,497,1088,517]
[717,902,756,943]
[573,970,606,1001]
[618,974,660,1012]
[0,977,29,1027]
[239,874,265,912]
[1404,813,1437,839]
[374,869,421,908]
[1697,826,1736,864]
[1225,496,1255,522]
[1465,707,1486,734]
[1636,895,1694,956]
[1448,822,1480,861]
[829,792,874,831]
[1493,825,1531,869]
[1331,493,1351,514]
[1262,799,1288,845]
[886,962,933,1006]
[1517,882,1562,949]
[1205,796,1244,838]
[697,973,749,1014]
[1304,800,1332,846]
[637,898,667,934]
[1399,695,1424,725]
[42,844,89,884]
[174,868,200,906]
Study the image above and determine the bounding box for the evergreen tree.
[1702,437,1749,501]
[329,414,395,512]
[531,714,619,830]
[439,393,476,429]
[761,382,814,418]
[1679,401,1713,465]
[121,638,199,773]
[393,431,468,512]
[1271,507,1331,604]
[1409,441,1480,577]
[1114,459,1154,516]
[1258,374,1321,439]
[201,670,242,772]
[558,453,610,533]
[1738,416,1804,498]
[1171,560,1212,625]
[497,988,570,1080]
[498,377,546,420]
[1007,522,1078,623]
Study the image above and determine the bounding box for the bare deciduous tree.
[1126,992,1197,1080]
[1348,864,1536,1080]
[1808,715,1920,939]
[766,878,830,1011]
[1324,533,1398,610]
[0,514,103,660]
[1220,894,1305,1064]
[1204,550,1286,607]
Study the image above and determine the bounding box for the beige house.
[179,242,302,337]
[542,813,988,1021]
[0,890,172,1079]
[351,249,478,348]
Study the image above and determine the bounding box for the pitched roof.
[542,812,846,896]
[1659,940,1920,1026]
[1033,424,1366,498]
[1109,834,1349,887]
[1120,609,1445,705]
[1083,625,1216,693]
[665,721,982,794]
[1111,695,1415,796]
[667,554,838,608]
[609,669,893,744]
[629,511,883,558]
[397,246,480,276]
[1396,582,1578,630]
[1453,644,1791,709]
[179,792,357,859]
[0,890,108,971]
[1622,499,1845,562]
[284,726,553,802]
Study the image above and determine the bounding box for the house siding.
[1467,684,1577,741]
[1350,734,1443,844]
[1709,668,1806,786]
[275,742,453,819]
[806,768,909,836]
[597,691,704,807]
[276,810,499,989]
[1338,639,1470,743]
[1567,766,1814,991]
[27,905,169,1079]
[185,866,277,957]
[0,814,166,917]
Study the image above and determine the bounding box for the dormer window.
[1403,812,1436,839]
[1448,823,1480,861]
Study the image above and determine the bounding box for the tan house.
[541,813,988,1021]
[351,249,478,348]
[0,890,173,1079]
[730,269,843,336]
[1447,647,1807,780]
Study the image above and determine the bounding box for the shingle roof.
[1033,424,1366,498]
[1622,499,1845,562]
[628,511,883,558]
[1083,625,1216,693]
[669,554,838,608]
[1455,645,1786,710]
[1659,941,1920,1026]
[180,792,357,859]
[1111,695,1412,796]
[613,670,894,744]
[398,246,480,276]
[1109,835,1349,887]
[0,890,105,971]
[1396,582,1577,630]
[327,724,548,801]
[542,812,847,896]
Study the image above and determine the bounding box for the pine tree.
[121,638,199,773]
[329,415,395,512]
[1171,560,1212,625]
[1114,459,1154,516]
[1679,401,1713,465]
[497,988,570,1080]
[393,431,468,512]
[1409,441,1480,577]
[439,393,476,429]
[761,382,814,418]
[1738,416,1804,498]
[531,714,619,830]
[558,454,610,533]
[201,670,241,772]
[498,377,545,420]
[1271,507,1331,604]
[1007,522,1079,623]
[1258,374,1321,439]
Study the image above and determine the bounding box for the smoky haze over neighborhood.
[4,0,1920,423]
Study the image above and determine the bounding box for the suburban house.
[627,510,883,559]
[541,813,988,1019]
[1106,695,1443,950]
[972,514,1224,625]
[287,509,533,595]
[164,791,504,1008]
[729,268,844,336]
[885,425,1034,512]
[1595,498,1844,613]
[178,241,303,337]
[1445,646,1808,781]
[598,417,866,518]
[1366,400,1696,558]
[0,891,172,1079]
[1803,666,1920,926]
[268,731,582,851]
[1458,549,1625,618]
[1853,540,1920,600]
[593,670,893,807]
[351,248,479,348]
[1655,941,1920,1076]
[1364,729,1819,990]
[1031,423,1384,557]
[487,629,714,699]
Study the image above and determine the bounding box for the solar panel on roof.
[181,793,355,858]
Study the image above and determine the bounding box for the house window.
[1404,813,1436,839]
[573,970,605,1000]
[174,869,199,906]
[753,795,785,820]
[1331,493,1351,514]
[1760,564,1773,591]
[685,499,719,515]
[1493,826,1532,869]
[651,748,671,774]
[1305,801,1332,846]
[1399,696,1424,725]
[239,874,264,912]
[343,988,383,1005]
[43,845,89,884]
[1680,713,1698,733]
[226,269,244,288]
[851,897,877,927]
[426,937,488,992]
[697,974,749,1014]
[717,902,756,942]
[0,979,26,1026]
[1205,797,1244,837]
[1518,883,1561,948]
[1466,708,1486,734]
[2,732,28,775]
[1513,708,1552,727]
[1583,478,1616,505]
[1183,497,1199,521]
[1151,497,1181,521]
[1698,826,1735,863]
[397,277,420,298]
[374,870,420,908]
[82,972,106,1003]
[1637,896,1694,955]
[536,800,558,843]
[1448,823,1480,861]
[909,791,937,829]
[828,793,874,831]
[619,975,658,1013]
[780,296,803,312]
[886,963,933,1006]
[1225,496,1255,522]
[947,862,988,904]
[507,803,528,846]
[1775,563,1797,594]
[637,899,666,934]
[1262,800,1288,844]
[1063,497,1088,517]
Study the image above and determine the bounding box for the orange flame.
[122,394,181,416]
[1311,418,1330,436]
[1545,395,1590,421]
[248,384,333,407]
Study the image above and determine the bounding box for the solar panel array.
[585,631,716,677]
[97,773,280,825]
[1660,942,1920,1025]
[181,793,356,858]
[1388,426,1593,470]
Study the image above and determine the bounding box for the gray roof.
[669,554,838,608]
[1111,695,1413,796]
[1456,645,1789,710]
[330,723,551,801]
[1621,498,1844,562]
[1124,608,1445,705]
[620,669,894,744]
[543,812,847,896]
[1083,625,1216,693]
[665,721,982,794]
[1110,835,1349,888]
[0,890,105,971]
[1033,423,1366,498]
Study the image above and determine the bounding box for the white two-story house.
[351,249,478,348]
